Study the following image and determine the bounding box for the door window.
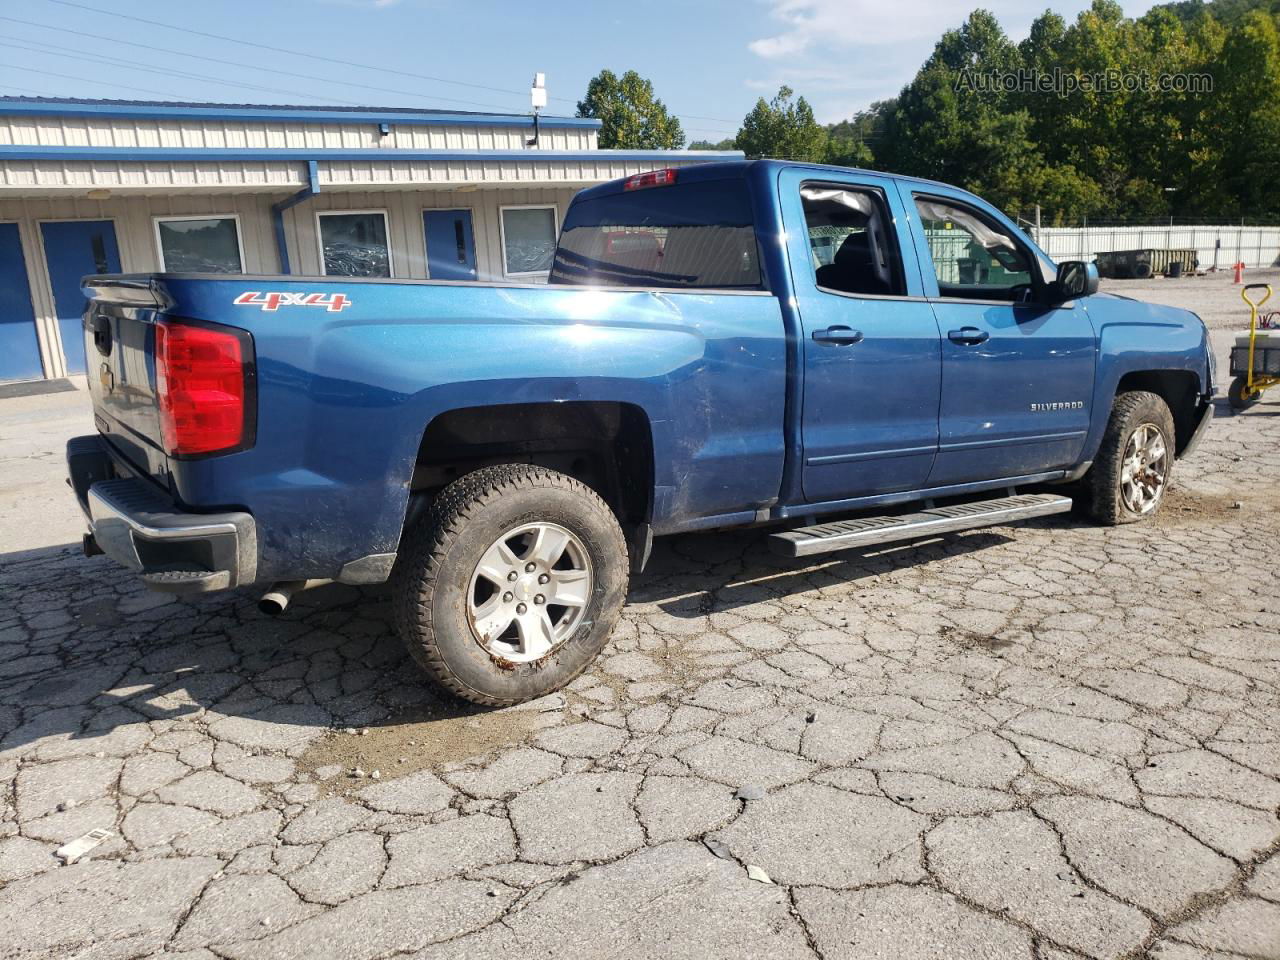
[800,185,904,297]
[913,197,1033,301]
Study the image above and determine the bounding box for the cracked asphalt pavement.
[2,271,1279,960]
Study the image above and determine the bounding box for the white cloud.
[748,0,956,59]
[746,0,1159,121]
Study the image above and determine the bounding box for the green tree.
[689,138,736,150]
[877,10,1040,210]
[799,1,1276,221]
[734,86,828,161]
[825,136,875,167]
[1165,0,1280,30]
[1177,8,1232,216]
[576,70,685,149]
[1016,10,1069,157]
[825,100,891,167]
[1211,10,1280,217]
[1051,1,1149,210]
[992,161,1105,224]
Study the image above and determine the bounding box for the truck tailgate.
[82,278,171,483]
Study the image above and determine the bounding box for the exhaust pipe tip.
[258,579,333,616]
[258,589,292,616]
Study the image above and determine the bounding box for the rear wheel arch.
[405,400,655,556]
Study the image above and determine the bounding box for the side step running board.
[768,493,1073,558]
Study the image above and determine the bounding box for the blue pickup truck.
[68,160,1215,705]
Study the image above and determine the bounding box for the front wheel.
[394,464,628,706]
[1085,390,1175,525]
[1228,376,1261,411]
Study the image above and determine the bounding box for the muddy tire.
[394,464,628,707]
[1085,390,1175,525]
[1228,375,1261,411]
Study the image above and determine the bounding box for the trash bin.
[957,258,986,284]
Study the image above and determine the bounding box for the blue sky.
[1,0,1158,139]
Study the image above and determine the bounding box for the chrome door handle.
[812,325,864,345]
[948,327,989,345]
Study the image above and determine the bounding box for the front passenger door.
[903,190,1096,487]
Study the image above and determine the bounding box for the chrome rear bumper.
[68,435,256,593]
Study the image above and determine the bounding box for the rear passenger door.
[779,167,942,504]
[900,189,1096,487]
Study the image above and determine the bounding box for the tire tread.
[393,464,627,707]
[1087,390,1174,526]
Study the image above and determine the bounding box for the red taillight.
[154,321,251,456]
[623,168,678,191]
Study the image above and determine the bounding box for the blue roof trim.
[0,98,602,130]
[0,145,745,163]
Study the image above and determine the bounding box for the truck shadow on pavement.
[0,519,1035,761]
[643,525,1020,618]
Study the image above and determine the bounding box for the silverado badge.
[1030,401,1085,411]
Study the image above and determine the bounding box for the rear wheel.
[1086,391,1175,525]
[1228,375,1261,411]
[394,464,628,706]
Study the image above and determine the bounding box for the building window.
[500,205,558,278]
[317,210,391,277]
[155,216,244,273]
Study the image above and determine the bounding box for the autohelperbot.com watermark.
[956,68,1213,97]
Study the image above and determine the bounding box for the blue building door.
[40,220,121,375]
[0,223,43,383]
[423,209,477,281]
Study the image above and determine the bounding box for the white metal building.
[0,97,741,384]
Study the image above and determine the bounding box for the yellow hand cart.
[1229,283,1278,410]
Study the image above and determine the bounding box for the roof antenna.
[527,72,546,147]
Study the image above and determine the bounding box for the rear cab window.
[550,178,763,290]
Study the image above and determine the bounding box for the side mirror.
[1050,260,1099,302]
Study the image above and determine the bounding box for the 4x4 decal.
[234,291,352,312]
